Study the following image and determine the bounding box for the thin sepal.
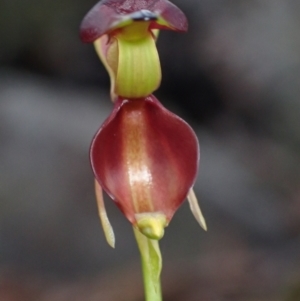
[95,179,116,247]
[94,36,118,101]
[187,188,207,231]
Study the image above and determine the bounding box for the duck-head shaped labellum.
[80,0,188,42]
[90,95,206,245]
[80,0,187,100]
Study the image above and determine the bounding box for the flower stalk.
[134,226,162,301]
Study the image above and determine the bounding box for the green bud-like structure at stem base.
[135,212,167,240]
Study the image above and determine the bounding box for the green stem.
[133,226,163,301]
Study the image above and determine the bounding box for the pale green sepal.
[116,32,161,98]
[94,23,161,100]
[94,36,118,102]
[134,227,162,301]
[95,179,116,248]
[187,188,207,231]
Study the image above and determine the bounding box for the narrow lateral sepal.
[95,179,116,247]
[187,188,207,231]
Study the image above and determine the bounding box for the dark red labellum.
[80,0,188,43]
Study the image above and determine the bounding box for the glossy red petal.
[90,95,199,224]
[80,2,117,42]
[151,0,187,32]
[80,0,187,43]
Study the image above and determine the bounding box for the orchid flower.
[90,95,206,246]
[80,1,206,300]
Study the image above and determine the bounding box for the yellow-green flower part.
[94,20,161,100]
[80,0,188,101]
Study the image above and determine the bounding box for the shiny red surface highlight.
[90,95,199,224]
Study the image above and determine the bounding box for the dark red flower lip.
[80,0,188,43]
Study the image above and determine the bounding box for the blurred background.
[1,0,300,300]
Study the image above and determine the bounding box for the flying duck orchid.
[80,0,206,299]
